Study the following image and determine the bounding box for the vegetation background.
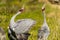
[0,0,60,40]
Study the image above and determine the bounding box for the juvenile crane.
[8,5,36,40]
[38,4,50,40]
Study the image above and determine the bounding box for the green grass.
[0,0,60,40]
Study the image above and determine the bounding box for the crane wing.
[13,19,36,34]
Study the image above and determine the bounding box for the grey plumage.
[14,19,36,34]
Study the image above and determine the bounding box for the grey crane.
[8,5,36,40]
[38,4,50,40]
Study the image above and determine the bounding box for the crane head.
[42,4,45,12]
[19,5,24,12]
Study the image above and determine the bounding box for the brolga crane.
[38,4,50,40]
[8,5,36,40]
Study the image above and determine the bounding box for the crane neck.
[10,12,21,27]
[43,11,46,23]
